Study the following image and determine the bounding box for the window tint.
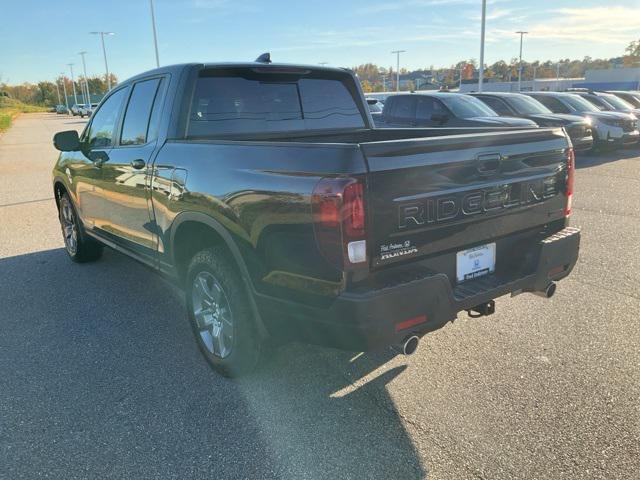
[479,96,511,115]
[505,95,551,115]
[439,95,497,118]
[188,70,364,136]
[532,96,570,114]
[86,88,127,148]
[415,97,436,119]
[147,79,165,143]
[389,96,415,119]
[120,78,162,146]
[583,95,608,111]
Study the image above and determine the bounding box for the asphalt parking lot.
[1,113,638,480]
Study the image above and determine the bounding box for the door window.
[389,96,416,120]
[85,88,128,149]
[533,96,570,113]
[479,96,511,115]
[415,97,435,120]
[120,78,162,146]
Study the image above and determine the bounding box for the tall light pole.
[60,73,70,113]
[516,31,528,91]
[78,51,91,106]
[54,77,61,105]
[90,31,114,91]
[478,0,486,92]
[149,0,160,67]
[391,50,406,92]
[67,63,78,106]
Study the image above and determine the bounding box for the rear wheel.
[58,193,103,262]
[185,247,264,377]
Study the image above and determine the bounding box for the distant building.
[575,67,640,90]
[458,67,640,93]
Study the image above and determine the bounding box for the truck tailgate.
[360,128,570,271]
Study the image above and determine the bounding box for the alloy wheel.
[191,271,234,358]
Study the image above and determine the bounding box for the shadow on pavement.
[577,147,640,169]
[0,247,426,479]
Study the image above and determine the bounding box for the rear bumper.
[257,227,581,351]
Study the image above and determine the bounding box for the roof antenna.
[255,52,272,64]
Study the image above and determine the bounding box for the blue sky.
[1,0,639,84]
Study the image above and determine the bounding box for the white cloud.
[488,6,640,45]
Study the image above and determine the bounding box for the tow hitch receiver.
[467,300,495,318]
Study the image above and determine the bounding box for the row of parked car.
[366,88,640,153]
[54,103,97,117]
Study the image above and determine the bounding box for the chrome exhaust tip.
[393,335,420,356]
[533,282,556,299]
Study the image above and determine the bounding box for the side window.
[480,97,511,115]
[415,97,436,120]
[585,96,606,110]
[146,79,166,142]
[535,96,569,113]
[120,78,162,146]
[390,96,416,120]
[86,88,128,148]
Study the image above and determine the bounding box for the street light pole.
[54,77,61,105]
[90,31,114,91]
[67,63,78,106]
[516,31,528,92]
[60,74,70,113]
[479,0,487,92]
[78,51,91,106]
[391,50,406,92]
[149,0,160,67]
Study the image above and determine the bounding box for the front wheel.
[58,193,103,262]
[185,247,265,377]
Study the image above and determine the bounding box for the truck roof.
[121,62,350,85]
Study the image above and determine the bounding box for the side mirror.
[430,112,449,124]
[53,130,80,151]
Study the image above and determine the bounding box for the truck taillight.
[565,147,575,217]
[312,177,367,268]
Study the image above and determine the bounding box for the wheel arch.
[53,177,69,209]
[169,211,268,338]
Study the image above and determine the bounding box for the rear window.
[187,69,365,136]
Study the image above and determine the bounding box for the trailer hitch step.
[467,300,495,318]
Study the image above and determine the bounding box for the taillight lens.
[565,147,575,217]
[343,182,365,238]
[312,177,367,268]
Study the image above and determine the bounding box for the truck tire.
[58,193,103,263]
[185,246,263,377]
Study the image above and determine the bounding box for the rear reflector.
[565,148,575,217]
[395,314,427,332]
[347,240,367,264]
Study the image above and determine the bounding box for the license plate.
[456,243,496,283]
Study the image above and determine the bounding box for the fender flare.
[168,211,268,338]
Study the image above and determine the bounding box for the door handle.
[131,159,146,170]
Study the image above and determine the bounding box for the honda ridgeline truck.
[52,60,581,376]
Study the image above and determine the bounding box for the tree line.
[354,38,640,92]
[0,74,117,107]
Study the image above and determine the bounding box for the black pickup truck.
[52,61,580,376]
